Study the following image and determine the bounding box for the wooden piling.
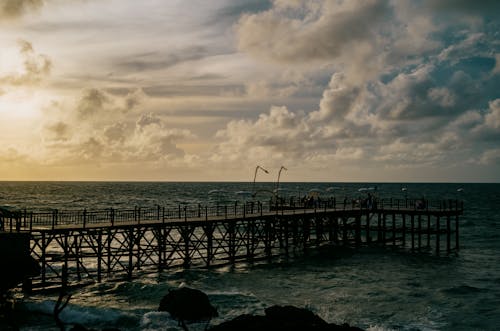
[97,230,102,282]
[411,214,415,251]
[417,214,422,251]
[205,224,213,266]
[402,214,406,248]
[392,213,396,246]
[446,215,451,253]
[436,216,440,255]
[365,212,371,243]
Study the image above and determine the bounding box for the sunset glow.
[0,0,499,182]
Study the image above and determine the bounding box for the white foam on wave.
[140,311,214,331]
[22,299,137,326]
[205,289,257,298]
[366,325,396,331]
[140,311,179,330]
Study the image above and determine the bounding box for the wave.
[441,284,486,295]
[20,299,139,329]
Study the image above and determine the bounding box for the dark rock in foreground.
[69,324,120,331]
[0,232,40,295]
[159,287,218,322]
[209,305,364,331]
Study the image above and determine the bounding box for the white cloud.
[484,99,500,129]
[0,39,51,86]
[478,148,500,165]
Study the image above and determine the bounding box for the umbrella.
[208,189,228,195]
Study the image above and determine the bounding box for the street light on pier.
[253,165,269,194]
[276,166,287,191]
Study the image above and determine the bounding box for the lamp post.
[276,166,287,191]
[252,165,269,194]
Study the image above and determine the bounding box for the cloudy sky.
[0,0,499,182]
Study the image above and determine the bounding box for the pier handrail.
[0,197,463,232]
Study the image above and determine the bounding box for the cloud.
[214,105,332,167]
[424,0,500,14]
[237,0,390,64]
[493,54,500,75]
[136,112,161,130]
[484,99,500,129]
[478,148,500,165]
[76,88,145,119]
[103,122,128,143]
[0,0,44,19]
[114,46,211,72]
[467,99,500,142]
[2,0,499,180]
[217,0,500,174]
[0,147,30,163]
[0,39,52,85]
[77,88,110,118]
[43,121,71,142]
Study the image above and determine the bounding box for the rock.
[69,324,120,331]
[209,305,365,331]
[0,256,40,294]
[208,314,269,331]
[265,305,329,329]
[158,287,218,322]
[0,232,40,295]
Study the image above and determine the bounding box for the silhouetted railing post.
[52,209,58,230]
[83,209,87,228]
[111,208,115,226]
[29,212,33,232]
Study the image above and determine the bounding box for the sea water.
[0,182,499,330]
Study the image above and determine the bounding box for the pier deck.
[0,198,463,290]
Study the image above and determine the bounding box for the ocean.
[0,182,499,331]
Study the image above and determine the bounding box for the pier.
[0,198,463,290]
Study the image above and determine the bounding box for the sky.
[0,0,499,182]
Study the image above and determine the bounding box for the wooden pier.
[0,198,463,289]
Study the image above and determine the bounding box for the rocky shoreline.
[208,305,364,331]
[158,287,364,331]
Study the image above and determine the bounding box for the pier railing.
[0,198,463,232]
